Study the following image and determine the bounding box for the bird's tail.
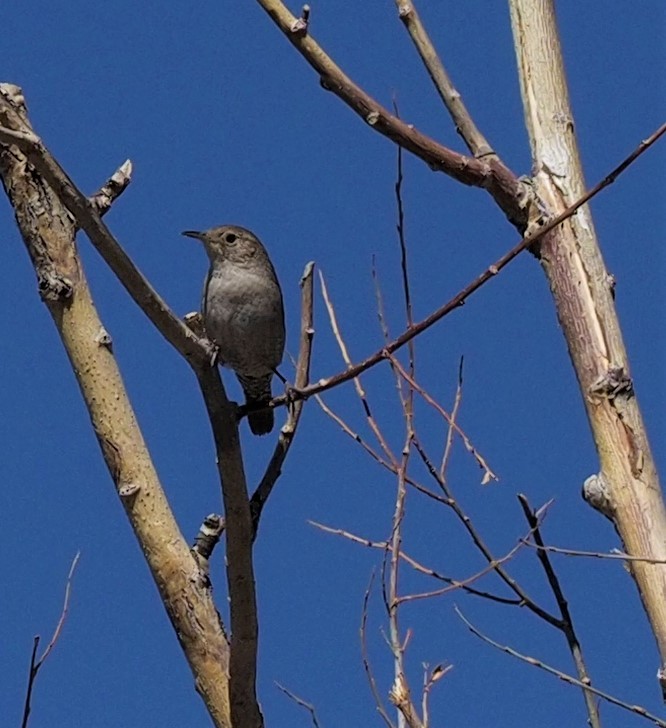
[238,374,274,435]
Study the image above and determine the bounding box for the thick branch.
[195,365,263,728]
[509,1,666,679]
[0,85,211,367]
[0,84,231,727]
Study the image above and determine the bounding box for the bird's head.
[182,225,267,267]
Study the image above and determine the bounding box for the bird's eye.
[224,233,238,244]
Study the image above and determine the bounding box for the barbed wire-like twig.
[456,606,666,727]
[318,269,397,466]
[268,121,666,411]
[388,353,496,483]
[310,520,521,606]
[21,552,81,728]
[412,436,561,627]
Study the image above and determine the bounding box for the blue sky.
[1,2,664,727]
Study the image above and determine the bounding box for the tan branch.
[509,0,666,679]
[0,86,211,367]
[394,0,494,158]
[195,366,263,728]
[0,84,231,727]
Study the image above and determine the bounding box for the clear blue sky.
[1,2,664,727]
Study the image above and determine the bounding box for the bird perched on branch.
[182,225,285,435]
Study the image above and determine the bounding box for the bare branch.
[389,354,496,483]
[270,121,665,410]
[195,365,262,728]
[0,85,212,367]
[275,682,322,728]
[21,553,80,728]
[394,1,494,158]
[0,84,231,727]
[253,0,526,228]
[518,494,600,728]
[440,357,464,480]
[250,261,315,536]
[319,270,396,465]
[456,607,666,727]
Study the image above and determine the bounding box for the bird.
[182,225,285,435]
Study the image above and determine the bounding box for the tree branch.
[253,0,527,228]
[394,0,494,158]
[269,121,664,410]
[250,261,315,537]
[0,83,231,728]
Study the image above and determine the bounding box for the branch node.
[290,6,310,36]
[118,482,141,498]
[582,473,615,521]
[94,326,113,349]
[192,513,225,563]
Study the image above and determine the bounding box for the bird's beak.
[181,230,204,241]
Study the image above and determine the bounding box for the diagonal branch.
[456,607,666,727]
[0,85,211,367]
[269,121,665,410]
[394,0,494,158]
[254,0,527,228]
[518,494,600,728]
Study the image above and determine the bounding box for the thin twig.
[319,269,396,465]
[394,0,494,159]
[250,261,315,536]
[389,354,496,483]
[440,357,464,480]
[518,494,600,728]
[360,571,396,728]
[412,436,561,627]
[275,682,322,728]
[269,121,666,410]
[21,552,81,728]
[522,541,666,563]
[310,520,519,605]
[456,607,666,727]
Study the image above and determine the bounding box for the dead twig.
[456,607,666,727]
[21,553,81,728]
[518,494,600,728]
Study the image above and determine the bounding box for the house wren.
[182,225,285,435]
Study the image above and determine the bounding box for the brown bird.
[182,225,285,435]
